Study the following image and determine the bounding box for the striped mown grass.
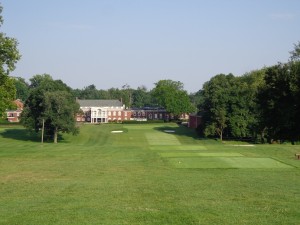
[159,152,244,158]
[0,123,299,225]
[145,132,181,145]
[150,145,207,151]
[168,157,294,169]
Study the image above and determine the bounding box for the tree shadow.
[0,128,40,142]
[153,124,199,139]
[0,128,66,143]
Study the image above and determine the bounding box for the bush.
[0,118,21,126]
[0,118,10,125]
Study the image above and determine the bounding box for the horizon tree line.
[1,1,299,144]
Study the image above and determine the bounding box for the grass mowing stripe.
[149,145,207,151]
[159,152,244,157]
[168,157,294,169]
[145,133,181,145]
[220,157,294,168]
[1,123,300,225]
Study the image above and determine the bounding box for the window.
[118,111,121,116]
[113,111,116,116]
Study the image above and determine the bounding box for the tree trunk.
[41,119,44,144]
[220,130,223,142]
[54,128,58,144]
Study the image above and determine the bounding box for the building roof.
[77,99,123,107]
[13,99,24,110]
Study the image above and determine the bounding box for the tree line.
[12,75,194,143]
[13,76,194,112]
[1,3,299,144]
[195,42,300,144]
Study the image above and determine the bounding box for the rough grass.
[0,123,299,225]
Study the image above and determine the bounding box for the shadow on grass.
[0,128,41,142]
[153,124,200,140]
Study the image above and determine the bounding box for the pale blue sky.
[2,0,300,93]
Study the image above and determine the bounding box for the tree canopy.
[13,77,29,101]
[152,79,195,117]
[0,4,21,116]
[198,71,265,141]
[257,61,300,143]
[196,42,300,143]
[22,74,80,143]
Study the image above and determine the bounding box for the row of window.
[91,110,126,117]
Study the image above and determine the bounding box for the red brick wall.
[189,115,202,128]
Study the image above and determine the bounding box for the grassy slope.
[0,124,299,225]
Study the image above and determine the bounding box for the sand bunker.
[164,130,175,133]
[111,130,124,133]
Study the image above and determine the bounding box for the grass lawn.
[0,123,300,225]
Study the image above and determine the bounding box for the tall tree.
[152,79,195,117]
[22,75,79,143]
[200,74,234,140]
[78,84,101,99]
[257,61,300,143]
[290,41,300,62]
[199,71,265,141]
[13,77,29,101]
[0,4,21,116]
[43,91,79,143]
[131,85,152,108]
[121,84,133,108]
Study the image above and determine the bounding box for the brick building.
[76,99,131,123]
[5,99,24,122]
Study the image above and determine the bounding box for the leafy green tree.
[43,91,80,143]
[132,86,152,108]
[200,74,234,140]
[199,71,265,141]
[77,85,101,99]
[257,61,300,143]
[0,75,16,114]
[189,90,204,110]
[227,71,265,139]
[152,79,195,118]
[291,60,300,141]
[290,41,300,61]
[98,89,110,99]
[121,84,133,108]
[0,4,21,116]
[13,77,29,101]
[72,84,155,109]
[29,74,53,88]
[107,87,123,102]
[22,74,79,143]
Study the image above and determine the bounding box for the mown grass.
[0,123,299,225]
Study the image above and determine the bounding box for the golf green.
[168,157,294,169]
